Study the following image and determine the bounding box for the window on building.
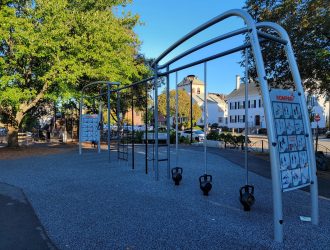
[218,117,223,123]
[254,100,257,108]
[258,99,262,108]
[230,116,235,123]
[248,100,250,108]
[243,101,245,109]
[234,102,237,109]
[197,88,200,94]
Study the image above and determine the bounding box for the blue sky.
[123,0,247,94]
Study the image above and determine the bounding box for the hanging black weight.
[199,174,212,196]
[171,167,183,185]
[239,185,255,211]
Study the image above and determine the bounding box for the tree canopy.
[158,89,202,127]
[243,0,329,95]
[0,0,149,146]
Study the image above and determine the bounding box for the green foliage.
[158,89,202,125]
[179,135,191,144]
[243,0,329,95]
[0,0,149,129]
[206,130,220,140]
[133,130,143,143]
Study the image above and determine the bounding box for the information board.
[270,89,312,192]
[81,114,100,142]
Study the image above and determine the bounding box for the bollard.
[171,167,183,185]
[199,174,212,196]
[239,185,255,211]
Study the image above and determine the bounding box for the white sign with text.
[270,89,312,192]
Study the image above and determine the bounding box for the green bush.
[206,131,220,140]
[179,135,191,144]
[170,131,176,144]
[133,131,144,143]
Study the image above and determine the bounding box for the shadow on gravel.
[0,183,57,250]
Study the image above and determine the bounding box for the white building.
[226,75,327,133]
[226,75,266,132]
[307,94,326,129]
[177,75,227,127]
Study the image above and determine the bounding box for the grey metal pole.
[79,95,83,155]
[166,66,171,178]
[244,48,249,184]
[132,87,135,170]
[98,94,102,154]
[117,91,120,160]
[175,72,179,166]
[262,22,319,226]
[154,66,159,181]
[190,79,193,143]
[247,25,283,242]
[203,62,208,174]
[257,21,319,228]
[145,81,149,174]
[107,83,111,162]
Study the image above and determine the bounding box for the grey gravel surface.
[0,146,329,249]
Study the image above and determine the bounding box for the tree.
[243,0,329,95]
[158,89,202,128]
[0,0,149,147]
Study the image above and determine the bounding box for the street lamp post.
[190,78,193,144]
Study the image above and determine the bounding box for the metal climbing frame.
[115,77,161,174]
[148,9,318,243]
[79,81,119,162]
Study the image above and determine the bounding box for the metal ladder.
[118,130,129,161]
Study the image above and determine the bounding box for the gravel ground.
[0,146,329,249]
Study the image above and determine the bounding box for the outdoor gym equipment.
[149,9,318,242]
[79,81,119,161]
[199,174,213,196]
[171,167,183,185]
[239,185,255,211]
[198,62,212,196]
[171,72,183,186]
[78,9,319,243]
[239,48,255,211]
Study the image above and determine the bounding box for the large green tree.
[243,0,329,95]
[158,89,202,128]
[0,0,149,147]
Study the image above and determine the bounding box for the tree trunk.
[7,125,19,147]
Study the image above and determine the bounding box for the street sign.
[314,114,320,122]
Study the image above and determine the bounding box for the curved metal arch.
[152,9,257,67]
[157,27,249,70]
[256,21,319,225]
[82,81,120,97]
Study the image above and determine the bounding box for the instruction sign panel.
[270,89,312,192]
[81,114,100,142]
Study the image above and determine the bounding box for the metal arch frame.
[79,81,119,161]
[149,9,318,243]
[256,21,319,223]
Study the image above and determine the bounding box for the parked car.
[325,131,330,138]
[0,127,7,136]
[180,130,205,142]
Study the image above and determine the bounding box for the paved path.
[0,146,330,249]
